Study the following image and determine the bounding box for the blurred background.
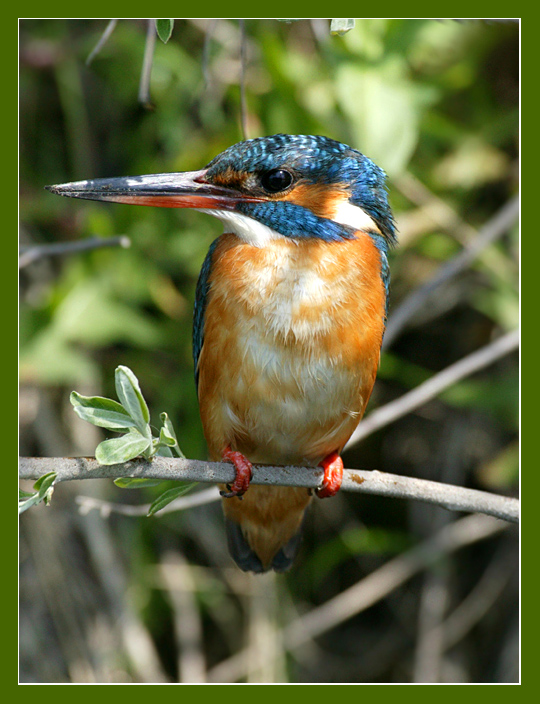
[19,18,519,683]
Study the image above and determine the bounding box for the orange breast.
[196,231,386,466]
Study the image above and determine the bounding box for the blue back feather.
[193,238,219,387]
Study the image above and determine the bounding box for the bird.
[46,133,397,573]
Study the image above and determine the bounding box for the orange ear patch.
[279,182,350,220]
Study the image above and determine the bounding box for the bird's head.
[46,134,396,249]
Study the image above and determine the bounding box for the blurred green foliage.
[19,19,519,683]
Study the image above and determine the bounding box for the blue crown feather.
[206,134,397,245]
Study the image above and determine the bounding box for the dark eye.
[260,169,293,193]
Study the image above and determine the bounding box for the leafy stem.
[20,365,194,516]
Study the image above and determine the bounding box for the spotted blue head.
[203,134,397,246]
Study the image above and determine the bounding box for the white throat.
[198,209,283,247]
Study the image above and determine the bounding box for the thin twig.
[206,513,510,682]
[19,236,131,269]
[19,456,519,523]
[85,19,118,66]
[138,19,156,108]
[188,18,242,48]
[348,329,519,449]
[75,486,220,518]
[238,19,248,140]
[285,516,508,651]
[383,197,519,348]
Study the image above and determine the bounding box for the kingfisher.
[47,134,397,573]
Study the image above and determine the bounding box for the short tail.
[225,517,305,573]
[221,485,312,573]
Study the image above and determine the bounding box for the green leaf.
[158,426,178,454]
[19,472,57,514]
[160,412,185,458]
[33,472,57,491]
[114,477,165,489]
[158,426,176,447]
[19,493,42,513]
[70,391,136,430]
[155,19,174,43]
[95,433,151,465]
[70,391,127,413]
[147,483,197,516]
[159,412,176,442]
[330,18,355,35]
[114,366,150,432]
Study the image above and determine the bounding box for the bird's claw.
[316,451,343,499]
[220,447,253,498]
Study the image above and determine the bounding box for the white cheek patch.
[331,200,379,234]
[198,209,284,247]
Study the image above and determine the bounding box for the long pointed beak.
[45,169,262,211]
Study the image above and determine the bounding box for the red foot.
[316,451,343,499]
[220,446,253,498]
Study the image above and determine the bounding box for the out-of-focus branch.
[19,456,519,524]
[19,236,131,268]
[206,512,511,683]
[383,197,519,348]
[75,486,220,518]
[85,19,118,66]
[238,19,248,140]
[138,19,156,107]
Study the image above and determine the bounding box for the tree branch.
[19,456,519,524]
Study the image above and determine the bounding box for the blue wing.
[192,238,219,389]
